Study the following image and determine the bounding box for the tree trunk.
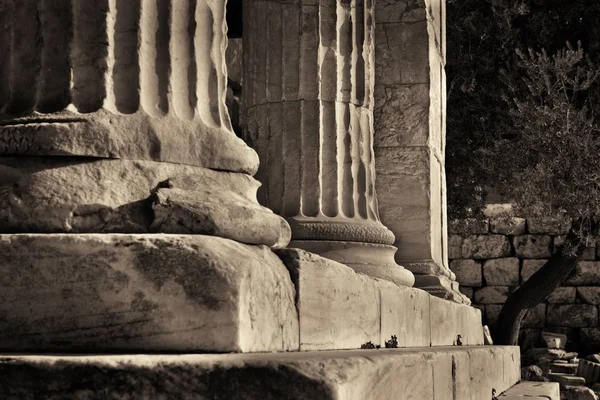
[493,223,588,345]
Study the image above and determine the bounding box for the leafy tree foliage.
[446,0,600,218]
[446,0,600,345]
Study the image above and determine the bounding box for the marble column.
[0,0,298,353]
[0,0,293,242]
[373,0,468,303]
[0,0,256,174]
[243,0,415,286]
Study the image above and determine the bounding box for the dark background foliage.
[446,0,600,219]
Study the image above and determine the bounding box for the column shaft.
[0,0,257,174]
[373,0,468,302]
[244,0,414,286]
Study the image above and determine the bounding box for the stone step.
[548,372,586,387]
[547,362,579,374]
[498,381,560,400]
[0,346,520,400]
[0,235,484,353]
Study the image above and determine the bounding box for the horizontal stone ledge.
[0,234,298,353]
[0,234,485,354]
[0,346,520,400]
[0,158,288,247]
[277,248,484,350]
[498,381,559,400]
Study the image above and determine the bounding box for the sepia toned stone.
[0,346,521,400]
[151,188,287,247]
[0,234,299,353]
[0,0,258,174]
[243,0,414,287]
[462,235,512,259]
[522,259,548,283]
[577,288,600,305]
[449,235,464,259]
[528,217,571,235]
[566,262,600,285]
[378,280,432,347]
[276,248,381,350]
[547,287,576,304]
[554,236,595,260]
[483,204,515,218]
[513,235,553,259]
[522,304,547,329]
[483,258,520,286]
[498,382,559,400]
[490,217,526,235]
[0,158,288,246]
[546,305,598,328]
[429,296,484,346]
[474,286,510,304]
[450,259,482,287]
[448,218,490,235]
[372,0,465,301]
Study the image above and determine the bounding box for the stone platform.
[0,346,520,400]
[0,234,484,353]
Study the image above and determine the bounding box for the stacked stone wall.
[449,213,600,354]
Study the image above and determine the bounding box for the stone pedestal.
[0,347,521,399]
[374,0,467,302]
[0,0,292,352]
[243,0,414,286]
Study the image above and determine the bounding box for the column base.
[289,240,415,287]
[413,274,471,305]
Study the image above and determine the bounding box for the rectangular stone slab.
[0,234,298,353]
[0,346,520,400]
[278,249,485,350]
[499,381,559,399]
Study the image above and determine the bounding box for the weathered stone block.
[378,280,431,347]
[448,218,489,235]
[547,305,598,328]
[528,217,571,235]
[152,187,287,247]
[0,346,521,400]
[554,236,595,260]
[490,217,526,235]
[0,158,288,246]
[559,386,598,400]
[498,381,560,400]
[448,235,463,259]
[483,258,520,286]
[513,235,553,259]
[428,297,484,346]
[566,262,600,285]
[522,259,548,283]
[522,304,547,328]
[277,249,380,351]
[450,259,482,287]
[0,234,299,352]
[475,286,510,304]
[483,203,514,218]
[547,287,576,304]
[462,235,511,259]
[578,288,600,305]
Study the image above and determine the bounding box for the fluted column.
[373,0,468,303]
[0,0,256,174]
[243,0,415,286]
